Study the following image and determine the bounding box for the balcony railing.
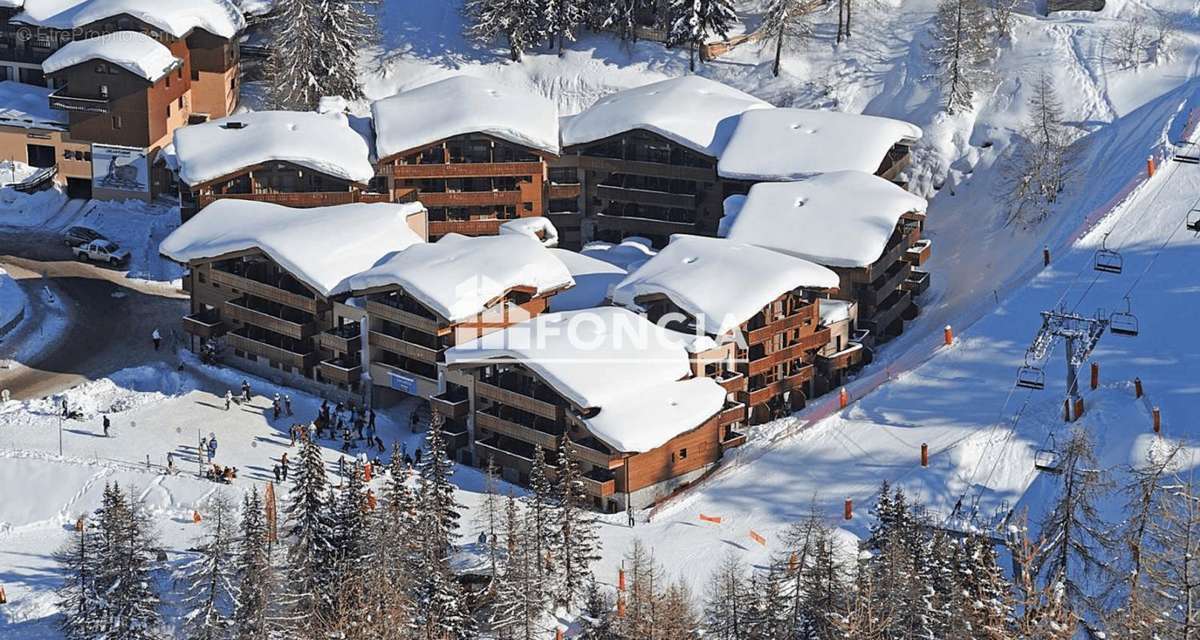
[181,310,225,339]
[48,88,110,114]
[365,298,440,333]
[430,387,470,419]
[860,261,912,308]
[595,184,696,209]
[816,342,865,374]
[718,401,746,426]
[475,380,560,421]
[427,218,506,237]
[747,327,832,377]
[227,330,315,371]
[391,161,544,179]
[418,191,523,207]
[902,270,931,296]
[475,411,559,451]
[581,469,616,498]
[858,289,912,338]
[747,366,814,407]
[210,269,317,313]
[904,239,933,267]
[721,426,748,450]
[223,298,317,341]
[318,322,361,354]
[714,370,747,394]
[318,358,362,385]
[369,330,440,364]
[746,307,819,344]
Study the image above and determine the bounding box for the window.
[177,96,183,109]
[111,115,122,130]
[99,84,108,99]
[679,448,688,459]
[94,62,106,73]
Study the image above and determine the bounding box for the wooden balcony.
[392,161,544,179]
[902,270,931,296]
[417,191,523,207]
[581,470,616,498]
[548,183,580,199]
[858,289,912,338]
[904,239,933,267]
[210,269,317,313]
[369,330,440,364]
[475,439,534,475]
[427,218,506,237]
[318,358,362,385]
[475,411,559,451]
[595,184,696,209]
[747,328,832,377]
[48,89,110,114]
[747,366,813,407]
[227,331,316,371]
[196,191,359,209]
[182,311,225,338]
[816,342,866,374]
[570,437,623,470]
[747,308,819,345]
[575,156,714,181]
[860,261,912,308]
[317,323,361,354]
[365,299,440,334]
[476,381,560,421]
[430,388,470,419]
[714,371,747,394]
[224,299,317,340]
[718,401,747,426]
[721,426,748,450]
[593,211,696,235]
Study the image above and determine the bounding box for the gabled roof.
[718,108,923,181]
[611,234,838,336]
[445,307,725,453]
[159,200,427,298]
[726,171,928,268]
[372,76,559,160]
[560,75,770,157]
[14,0,245,39]
[348,233,574,323]
[173,111,377,187]
[43,31,178,81]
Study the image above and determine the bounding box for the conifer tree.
[1137,471,1200,637]
[544,0,584,54]
[619,539,666,639]
[462,0,543,61]
[282,439,335,631]
[232,487,273,640]
[926,0,991,113]
[1007,72,1073,226]
[668,0,739,71]
[761,0,813,76]
[555,439,600,609]
[703,552,752,639]
[93,483,164,640]
[478,456,504,582]
[527,445,558,593]
[329,460,370,584]
[55,512,101,639]
[577,575,618,640]
[490,494,546,639]
[266,0,378,108]
[178,492,238,640]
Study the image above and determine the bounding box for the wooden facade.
[376,133,555,240]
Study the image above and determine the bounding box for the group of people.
[205,463,238,483]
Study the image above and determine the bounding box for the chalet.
[0,0,243,119]
[346,233,574,406]
[444,307,737,511]
[173,110,385,221]
[610,235,843,424]
[371,76,560,240]
[557,75,768,248]
[159,200,428,399]
[725,171,930,346]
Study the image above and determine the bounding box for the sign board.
[389,371,418,394]
[92,144,149,194]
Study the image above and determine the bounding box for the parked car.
[72,240,130,266]
[63,226,106,247]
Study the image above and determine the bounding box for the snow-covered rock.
[42,32,179,81]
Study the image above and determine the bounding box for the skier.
[200,437,209,463]
[272,464,281,482]
[280,453,289,481]
[166,452,175,474]
[224,390,232,410]
[102,414,110,437]
[241,380,251,402]
[151,328,161,351]
[61,398,69,418]
[207,437,218,461]
[289,425,296,447]
[272,399,281,420]
[368,408,376,435]
[355,416,364,441]
[284,394,292,416]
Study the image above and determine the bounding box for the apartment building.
[726,171,930,345]
[160,200,427,398]
[345,233,574,406]
[371,76,560,240]
[444,307,739,511]
[173,110,389,221]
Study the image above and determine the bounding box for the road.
[0,226,189,400]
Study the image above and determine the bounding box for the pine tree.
[92,483,164,640]
[578,575,618,640]
[544,0,584,54]
[1036,428,1114,616]
[668,0,739,71]
[555,439,600,609]
[619,539,666,640]
[785,508,849,639]
[1011,520,1076,639]
[329,460,370,585]
[55,514,101,639]
[761,0,813,77]
[490,494,546,639]
[527,444,557,595]
[462,0,543,61]
[960,533,1015,639]
[282,439,335,631]
[478,455,504,582]
[749,564,791,639]
[595,0,639,43]
[925,0,991,114]
[659,579,700,639]
[703,552,752,639]
[178,492,238,640]
[232,487,273,640]
[265,0,377,109]
[1139,471,1200,637]
[1006,72,1073,226]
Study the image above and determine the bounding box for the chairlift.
[1034,449,1062,474]
[1110,296,1139,337]
[1093,233,1123,274]
[1016,365,1046,390]
[1175,141,1200,164]
[1188,208,1200,233]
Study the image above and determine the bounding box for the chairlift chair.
[1016,365,1046,390]
[1034,449,1063,474]
[1188,208,1200,233]
[1093,233,1122,274]
[1110,296,1139,337]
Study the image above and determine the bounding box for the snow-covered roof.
[445,307,726,453]
[718,194,745,238]
[500,216,559,247]
[726,171,928,268]
[718,108,923,181]
[611,235,839,336]
[547,248,626,312]
[561,75,770,157]
[42,31,178,82]
[173,111,376,187]
[348,234,574,323]
[819,299,853,325]
[159,200,427,297]
[15,0,245,39]
[579,238,657,272]
[0,81,66,130]
[372,76,559,160]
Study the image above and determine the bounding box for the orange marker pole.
[1074,398,1085,421]
[1091,362,1099,390]
[844,498,853,521]
[1043,246,1051,266]
[920,443,929,468]
[1148,155,1157,177]
[1153,407,1161,434]
[944,325,954,346]
[1135,377,1144,398]
[838,387,849,409]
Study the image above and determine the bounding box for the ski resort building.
[172,110,389,221]
[610,235,849,424]
[371,76,560,240]
[444,307,742,511]
[160,200,428,398]
[726,172,931,344]
[346,234,574,405]
[0,0,244,199]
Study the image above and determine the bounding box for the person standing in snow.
[207,437,218,461]
[167,452,175,474]
[200,437,209,463]
[61,398,69,418]
[272,399,280,420]
[272,464,281,482]
[280,453,289,481]
[151,328,161,351]
[224,390,232,410]
[102,415,110,437]
[241,380,251,402]
[284,395,292,416]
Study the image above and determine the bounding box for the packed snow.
[445,307,724,453]
[726,171,928,268]
[371,75,560,160]
[577,237,657,271]
[42,31,179,81]
[0,81,66,130]
[611,234,839,336]
[14,0,245,39]
[348,233,573,322]
[717,108,922,181]
[560,75,769,157]
[159,200,427,297]
[499,215,559,247]
[173,111,377,187]
[546,248,626,312]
